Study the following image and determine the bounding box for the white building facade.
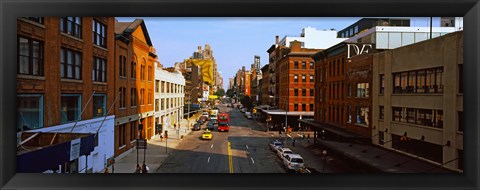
[154,64,186,135]
[278,27,348,49]
[27,116,115,173]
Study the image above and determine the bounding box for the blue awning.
[17,133,96,173]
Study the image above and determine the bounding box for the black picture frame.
[1,0,478,190]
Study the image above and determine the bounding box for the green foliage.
[241,95,253,110]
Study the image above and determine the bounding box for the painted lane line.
[208,157,210,163]
[250,157,255,164]
[211,144,214,149]
[228,142,234,173]
[246,144,249,149]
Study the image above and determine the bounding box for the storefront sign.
[347,43,373,59]
[70,138,81,161]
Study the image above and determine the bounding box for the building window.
[309,75,314,83]
[148,90,152,105]
[302,104,306,111]
[18,36,44,76]
[17,94,44,131]
[155,99,159,111]
[140,64,145,80]
[393,67,443,94]
[302,75,306,82]
[118,124,126,147]
[356,83,369,98]
[148,66,153,81]
[23,17,44,24]
[294,61,298,69]
[309,61,314,69]
[379,75,385,94]
[392,107,402,122]
[60,94,81,124]
[309,89,314,97]
[130,121,137,141]
[302,61,306,69]
[140,88,144,105]
[119,55,126,77]
[417,70,426,93]
[458,111,463,132]
[309,104,313,111]
[294,104,298,111]
[161,81,165,93]
[347,84,351,97]
[93,57,107,82]
[294,89,298,96]
[155,80,160,92]
[60,17,82,38]
[92,19,106,47]
[60,48,82,80]
[119,87,126,108]
[407,108,415,123]
[131,88,137,107]
[347,105,352,123]
[93,94,106,118]
[131,60,136,79]
[294,75,298,82]
[459,64,463,94]
[301,89,306,96]
[379,131,384,145]
[379,106,384,120]
[356,106,369,126]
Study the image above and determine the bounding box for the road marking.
[245,144,249,149]
[228,141,234,173]
[211,144,214,149]
[208,156,210,163]
[250,157,255,164]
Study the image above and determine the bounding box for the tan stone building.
[372,31,463,172]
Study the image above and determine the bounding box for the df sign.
[346,43,374,59]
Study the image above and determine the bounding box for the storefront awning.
[17,132,96,173]
[262,110,314,116]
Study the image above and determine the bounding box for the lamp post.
[187,86,200,133]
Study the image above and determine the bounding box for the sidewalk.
[110,114,201,173]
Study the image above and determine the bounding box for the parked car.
[269,140,283,151]
[245,112,253,119]
[282,154,305,171]
[192,123,201,131]
[206,121,215,131]
[277,147,294,158]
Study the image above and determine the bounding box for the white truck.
[210,109,218,121]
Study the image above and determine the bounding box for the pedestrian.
[160,133,164,142]
[292,138,296,147]
[134,164,141,173]
[104,167,110,173]
[142,162,149,173]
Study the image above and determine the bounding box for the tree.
[215,88,225,97]
[226,89,234,98]
[241,95,253,110]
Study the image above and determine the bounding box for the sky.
[115,17,439,90]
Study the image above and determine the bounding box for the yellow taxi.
[202,130,213,140]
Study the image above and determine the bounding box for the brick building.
[16,17,116,173]
[114,19,156,157]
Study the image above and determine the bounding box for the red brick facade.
[17,17,115,128]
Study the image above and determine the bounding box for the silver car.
[282,154,305,171]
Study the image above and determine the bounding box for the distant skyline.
[115,17,441,90]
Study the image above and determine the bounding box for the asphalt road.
[156,104,285,173]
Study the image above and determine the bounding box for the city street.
[155,101,363,173]
[156,104,285,173]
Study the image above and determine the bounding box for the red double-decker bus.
[217,112,230,132]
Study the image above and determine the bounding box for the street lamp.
[187,86,200,133]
